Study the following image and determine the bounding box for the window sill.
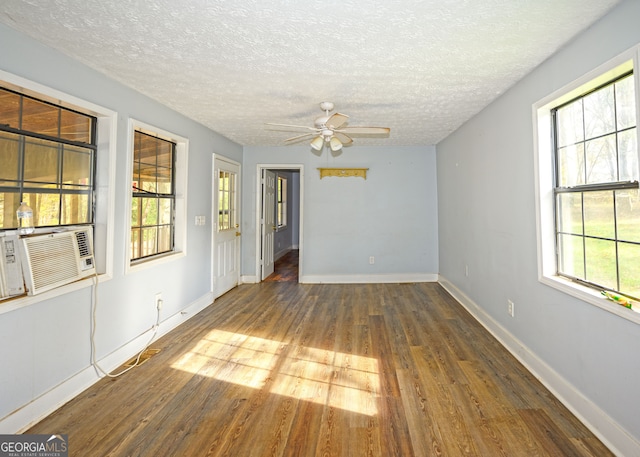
[127,250,185,274]
[0,272,111,316]
[540,274,640,325]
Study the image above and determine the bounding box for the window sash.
[0,87,96,231]
[130,131,176,262]
[552,72,639,299]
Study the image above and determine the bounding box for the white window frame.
[0,70,117,315]
[276,174,287,230]
[125,119,188,273]
[533,46,640,324]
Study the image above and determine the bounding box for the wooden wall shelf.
[317,168,369,179]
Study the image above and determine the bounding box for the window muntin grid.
[553,72,640,298]
[0,87,96,230]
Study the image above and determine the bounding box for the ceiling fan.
[266,101,390,151]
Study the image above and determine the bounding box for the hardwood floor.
[265,250,299,282]
[28,282,612,456]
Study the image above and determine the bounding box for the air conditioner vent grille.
[75,231,90,257]
[26,236,79,290]
[21,228,96,295]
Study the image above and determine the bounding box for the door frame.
[212,154,242,296]
[255,164,304,282]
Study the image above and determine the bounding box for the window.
[553,72,638,299]
[218,170,236,231]
[534,53,640,320]
[0,86,96,230]
[277,175,287,229]
[0,69,117,310]
[126,119,187,270]
[131,130,175,261]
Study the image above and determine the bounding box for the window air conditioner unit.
[20,228,96,295]
[0,234,25,299]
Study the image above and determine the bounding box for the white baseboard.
[438,275,639,457]
[301,273,438,284]
[0,292,214,434]
[241,275,259,284]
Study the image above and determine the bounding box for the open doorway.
[256,165,303,282]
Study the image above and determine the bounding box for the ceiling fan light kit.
[310,135,324,151]
[266,102,390,152]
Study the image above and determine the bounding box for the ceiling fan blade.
[265,122,319,132]
[337,126,390,135]
[325,113,349,130]
[284,132,314,143]
[334,132,353,145]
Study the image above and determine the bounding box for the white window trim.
[0,70,117,316]
[532,45,640,325]
[125,119,188,274]
[276,174,287,231]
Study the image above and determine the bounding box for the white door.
[213,156,241,297]
[261,170,276,279]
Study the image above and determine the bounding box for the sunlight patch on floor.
[170,329,380,416]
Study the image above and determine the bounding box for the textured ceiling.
[0,0,621,147]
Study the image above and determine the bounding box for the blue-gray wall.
[437,1,640,453]
[0,22,242,431]
[242,145,439,283]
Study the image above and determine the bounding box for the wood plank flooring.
[264,250,299,282]
[28,282,613,456]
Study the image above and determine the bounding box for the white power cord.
[90,275,161,378]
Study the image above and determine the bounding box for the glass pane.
[61,193,90,224]
[583,191,614,239]
[157,142,172,168]
[585,134,617,184]
[62,145,92,187]
[0,89,21,130]
[618,242,640,298]
[615,75,636,131]
[131,227,141,259]
[0,191,21,228]
[23,193,60,227]
[137,133,158,167]
[583,84,615,140]
[22,97,59,137]
[141,227,158,257]
[585,238,617,290]
[0,131,20,184]
[157,166,172,194]
[141,197,158,226]
[558,233,584,280]
[24,137,60,185]
[139,167,157,193]
[557,143,584,187]
[615,189,640,242]
[158,198,172,225]
[556,100,584,148]
[131,197,140,226]
[556,192,583,235]
[618,128,638,182]
[158,225,171,253]
[60,109,92,143]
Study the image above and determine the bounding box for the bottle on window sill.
[17,201,35,235]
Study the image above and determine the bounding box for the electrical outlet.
[507,299,515,317]
[369,256,375,265]
[155,293,163,310]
